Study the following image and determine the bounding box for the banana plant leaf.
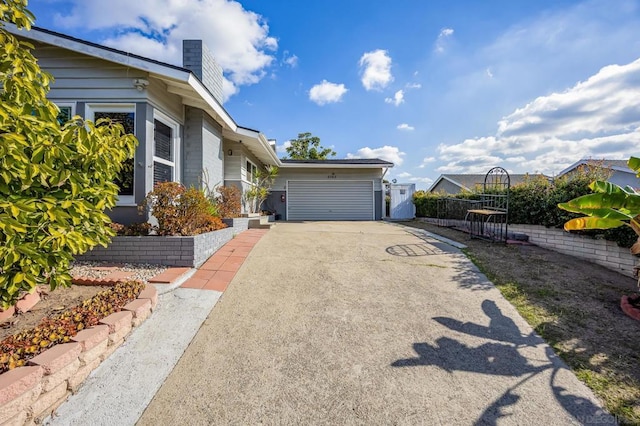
[563,216,627,231]
[556,204,632,220]
[628,156,640,175]
[558,192,640,216]
[589,180,627,194]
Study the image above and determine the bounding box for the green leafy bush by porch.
[0,2,138,309]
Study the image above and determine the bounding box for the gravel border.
[70,261,167,283]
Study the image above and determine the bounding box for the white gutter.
[187,75,236,131]
[279,163,394,169]
[236,127,282,165]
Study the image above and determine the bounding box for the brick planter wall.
[222,217,249,232]
[0,286,158,425]
[77,227,235,268]
[509,224,637,278]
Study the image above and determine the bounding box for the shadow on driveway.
[391,300,613,425]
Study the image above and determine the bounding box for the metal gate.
[387,183,416,220]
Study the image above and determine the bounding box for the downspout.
[381,167,390,219]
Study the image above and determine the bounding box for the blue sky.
[29,0,640,188]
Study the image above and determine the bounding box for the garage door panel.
[287,180,373,221]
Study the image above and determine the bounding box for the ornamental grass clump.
[0,280,145,373]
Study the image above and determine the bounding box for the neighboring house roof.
[558,159,633,176]
[6,24,282,166]
[427,173,542,193]
[281,159,394,168]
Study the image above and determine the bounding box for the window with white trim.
[86,104,136,204]
[153,118,176,186]
[246,160,257,183]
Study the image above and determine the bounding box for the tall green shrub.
[412,190,440,217]
[0,1,138,308]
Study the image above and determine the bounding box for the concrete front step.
[248,216,275,229]
[249,223,273,229]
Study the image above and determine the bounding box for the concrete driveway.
[138,221,611,425]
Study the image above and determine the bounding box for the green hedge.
[413,167,637,248]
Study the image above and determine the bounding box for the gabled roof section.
[427,174,484,192]
[281,159,394,168]
[427,173,544,193]
[558,159,634,176]
[5,24,238,131]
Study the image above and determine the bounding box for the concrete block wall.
[508,225,637,278]
[222,217,249,232]
[202,114,224,191]
[183,106,224,192]
[77,223,247,267]
[183,106,205,189]
[192,227,234,267]
[183,40,224,105]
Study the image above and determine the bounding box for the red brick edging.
[621,294,640,321]
[0,291,43,323]
[0,285,158,425]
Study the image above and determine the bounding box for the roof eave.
[7,24,190,81]
[234,127,282,166]
[8,24,240,132]
[280,162,393,169]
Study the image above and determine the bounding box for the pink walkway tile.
[180,228,268,292]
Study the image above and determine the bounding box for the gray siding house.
[558,159,640,189]
[10,26,392,222]
[427,173,538,194]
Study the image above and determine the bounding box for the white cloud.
[418,157,436,169]
[397,123,415,131]
[409,177,434,185]
[486,68,494,78]
[347,145,406,166]
[309,80,348,105]
[397,172,412,178]
[283,50,298,67]
[53,0,278,101]
[405,82,422,89]
[435,57,640,175]
[359,49,393,91]
[435,28,454,53]
[276,140,291,154]
[385,90,405,106]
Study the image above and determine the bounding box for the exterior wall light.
[133,78,149,91]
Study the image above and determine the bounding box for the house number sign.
[327,174,337,179]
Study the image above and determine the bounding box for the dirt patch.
[402,221,640,423]
[0,284,108,342]
[1,261,165,342]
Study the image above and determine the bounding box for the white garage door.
[287,180,374,221]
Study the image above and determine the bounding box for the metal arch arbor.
[465,167,511,243]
